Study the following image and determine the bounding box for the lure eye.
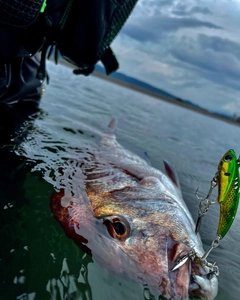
[224,154,233,162]
[103,216,130,241]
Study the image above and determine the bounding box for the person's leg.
[0,54,42,144]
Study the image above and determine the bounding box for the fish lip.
[165,259,191,300]
[189,273,218,300]
[189,260,219,300]
[168,260,218,300]
[167,240,218,300]
[155,238,192,299]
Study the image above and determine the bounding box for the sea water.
[0,61,239,300]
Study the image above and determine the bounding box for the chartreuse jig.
[172,149,240,273]
[196,149,240,260]
[216,149,240,238]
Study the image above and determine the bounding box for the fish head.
[50,128,218,300]
[51,178,218,300]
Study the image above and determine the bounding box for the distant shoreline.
[56,59,239,127]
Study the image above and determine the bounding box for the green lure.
[195,149,240,266]
[216,149,240,238]
[176,149,240,271]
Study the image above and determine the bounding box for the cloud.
[170,35,240,92]
[122,16,222,42]
[190,6,212,15]
[122,26,159,43]
[112,38,174,77]
[172,5,212,16]
[171,47,240,78]
[113,0,240,115]
[198,34,240,59]
[139,0,175,11]
[113,34,240,114]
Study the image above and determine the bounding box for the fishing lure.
[170,248,196,272]
[172,149,240,272]
[195,178,217,234]
[215,149,240,238]
[195,149,240,238]
[173,149,240,273]
[194,149,240,265]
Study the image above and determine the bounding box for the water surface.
[0,61,239,300]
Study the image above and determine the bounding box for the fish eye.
[224,154,233,162]
[113,221,126,235]
[103,216,130,241]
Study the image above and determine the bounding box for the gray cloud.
[159,16,221,30]
[115,0,240,114]
[122,26,159,42]
[122,16,222,42]
[144,0,175,8]
[170,35,240,92]
[172,48,240,78]
[191,6,212,15]
[160,0,175,6]
[198,34,240,59]
[172,5,212,16]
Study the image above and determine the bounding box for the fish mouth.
[165,241,218,300]
[164,260,218,300]
[165,255,191,300]
[189,268,218,300]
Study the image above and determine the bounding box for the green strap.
[40,0,47,13]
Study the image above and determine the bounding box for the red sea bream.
[50,119,218,300]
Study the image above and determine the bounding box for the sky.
[111,0,240,116]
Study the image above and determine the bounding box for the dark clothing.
[0,55,41,144]
[0,55,42,106]
[0,0,138,142]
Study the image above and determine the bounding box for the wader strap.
[73,47,119,76]
[100,48,119,75]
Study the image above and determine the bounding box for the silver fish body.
[51,119,218,300]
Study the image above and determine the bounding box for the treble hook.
[170,248,196,272]
[195,175,218,234]
[201,235,221,267]
[206,175,218,200]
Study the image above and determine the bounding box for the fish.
[50,119,218,300]
[216,149,240,238]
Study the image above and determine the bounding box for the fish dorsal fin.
[100,118,117,146]
[108,118,117,131]
[102,118,117,137]
[163,159,181,189]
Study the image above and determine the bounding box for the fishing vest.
[0,0,138,80]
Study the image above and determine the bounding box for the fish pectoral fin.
[163,159,181,189]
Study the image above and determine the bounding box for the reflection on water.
[0,62,240,299]
[0,159,93,300]
[46,256,92,300]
